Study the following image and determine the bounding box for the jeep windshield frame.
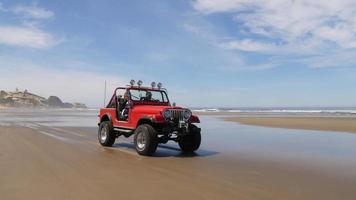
[106,86,170,108]
[128,88,169,103]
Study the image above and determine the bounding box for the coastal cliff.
[0,89,87,109]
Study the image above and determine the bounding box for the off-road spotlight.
[137,80,143,87]
[157,82,162,89]
[130,80,135,86]
[151,82,156,88]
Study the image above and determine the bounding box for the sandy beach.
[1,109,356,199]
[224,116,356,134]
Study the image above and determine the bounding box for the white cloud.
[11,4,54,20]
[225,63,277,71]
[191,0,356,69]
[0,26,57,48]
[301,50,356,68]
[220,39,275,51]
[0,3,58,49]
[193,0,356,53]
[193,0,250,13]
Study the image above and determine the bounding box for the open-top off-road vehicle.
[98,80,201,156]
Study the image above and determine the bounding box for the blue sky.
[1,0,356,108]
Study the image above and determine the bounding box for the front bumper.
[161,121,200,136]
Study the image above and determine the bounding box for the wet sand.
[1,109,356,199]
[225,117,356,134]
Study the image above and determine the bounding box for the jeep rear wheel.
[178,125,201,153]
[134,124,158,156]
[98,121,116,147]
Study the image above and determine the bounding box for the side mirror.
[172,102,176,107]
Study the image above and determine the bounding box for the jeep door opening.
[98,80,201,156]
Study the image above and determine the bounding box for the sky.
[1,0,356,108]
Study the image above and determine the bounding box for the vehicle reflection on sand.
[113,142,219,157]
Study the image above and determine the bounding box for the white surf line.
[27,123,40,128]
[20,121,41,130]
[39,131,70,142]
[49,127,88,138]
[29,122,88,139]
[25,124,39,130]
[0,122,12,126]
[22,122,38,130]
[28,126,39,130]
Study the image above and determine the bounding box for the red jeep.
[98,81,201,156]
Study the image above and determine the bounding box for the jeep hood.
[131,105,183,115]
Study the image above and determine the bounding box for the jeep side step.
[114,127,134,138]
[114,127,133,133]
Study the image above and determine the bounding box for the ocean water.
[191,107,356,115]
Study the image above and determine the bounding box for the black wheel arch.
[136,116,155,128]
[100,114,112,123]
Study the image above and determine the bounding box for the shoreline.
[0,106,89,111]
[223,116,356,134]
[194,111,356,117]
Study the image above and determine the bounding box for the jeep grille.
[171,109,184,122]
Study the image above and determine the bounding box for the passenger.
[119,91,130,120]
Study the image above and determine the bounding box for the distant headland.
[0,88,87,109]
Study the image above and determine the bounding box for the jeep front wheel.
[178,125,201,153]
[134,124,158,156]
[98,121,116,147]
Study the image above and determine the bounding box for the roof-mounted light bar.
[128,80,163,89]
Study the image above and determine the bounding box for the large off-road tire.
[178,125,201,153]
[134,124,158,156]
[98,121,116,147]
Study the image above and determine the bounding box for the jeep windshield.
[129,89,169,103]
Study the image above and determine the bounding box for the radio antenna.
[103,80,107,107]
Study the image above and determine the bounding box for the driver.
[145,91,152,101]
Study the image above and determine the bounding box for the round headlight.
[163,109,172,120]
[183,109,192,120]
